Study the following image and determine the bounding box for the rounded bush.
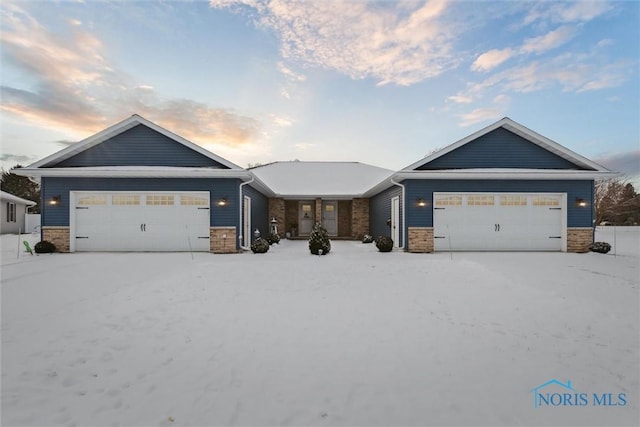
[34,240,56,254]
[309,223,331,255]
[250,237,270,254]
[375,235,394,252]
[267,232,281,245]
[362,234,374,244]
[589,241,611,254]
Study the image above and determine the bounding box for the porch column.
[315,198,322,226]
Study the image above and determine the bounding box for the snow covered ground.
[1,228,638,426]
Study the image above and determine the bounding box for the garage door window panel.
[146,195,174,205]
[467,195,495,206]
[78,195,106,205]
[112,195,140,205]
[500,196,527,206]
[435,196,462,206]
[181,195,208,206]
[533,196,560,206]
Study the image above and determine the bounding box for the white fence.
[25,214,41,234]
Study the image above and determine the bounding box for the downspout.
[389,176,405,249]
[239,176,254,250]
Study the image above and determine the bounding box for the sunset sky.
[1,0,638,179]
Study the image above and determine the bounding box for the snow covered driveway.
[2,228,638,426]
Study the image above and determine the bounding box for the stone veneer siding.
[338,200,352,237]
[42,226,70,253]
[351,198,369,239]
[408,227,434,253]
[210,227,237,253]
[268,198,286,237]
[567,227,593,253]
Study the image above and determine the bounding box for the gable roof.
[28,114,242,170]
[403,117,611,172]
[250,161,393,198]
[0,190,36,206]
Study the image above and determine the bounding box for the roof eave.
[393,170,620,180]
[11,167,253,180]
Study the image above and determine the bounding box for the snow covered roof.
[13,166,252,179]
[0,190,36,206]
[250,161,393,198]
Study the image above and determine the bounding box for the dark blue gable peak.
[49,124,230,168]
[405,117,608,172]
[417,127,585,170]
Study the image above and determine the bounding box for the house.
[15,115,614,253]
[14,114,271,253]
[365,117,615,252]
[250,161,392,239]
[529,379,576,408]
[0,190,36,234]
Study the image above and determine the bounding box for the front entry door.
[322,201,338,236]
[299,202,314,236]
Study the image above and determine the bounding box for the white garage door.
[72,192,210,252]
[433,193,565,251]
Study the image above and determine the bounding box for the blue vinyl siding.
[404,179,594,228]
[370,185,402,240]
[417,128,586,170]
[41,177,241,231]
[242,184,269,244]
[50,125,229,168]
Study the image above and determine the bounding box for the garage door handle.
[495,224,500,232]
[140,224,146,232]
[549,236,562,239]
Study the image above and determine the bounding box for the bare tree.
[595,178,640,225]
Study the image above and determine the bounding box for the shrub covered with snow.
[589,241,611,254]
[251,237,270,254]
[267,232,280,245]
[375,235,393,252]
[362,234,374,244]
[34,240,56,254]
[309,223,331,255]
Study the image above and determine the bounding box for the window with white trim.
[6,202,16,222]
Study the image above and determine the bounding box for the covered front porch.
[268,198,369,239]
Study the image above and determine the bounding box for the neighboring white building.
[1,191,37,234]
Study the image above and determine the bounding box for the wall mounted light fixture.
[49,195,61,206]
[576,198,588,207]
[217,198,227,207]
[417,198,427,207]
